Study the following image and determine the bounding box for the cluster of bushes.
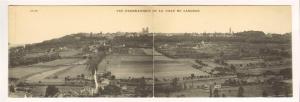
[195,59,208,66]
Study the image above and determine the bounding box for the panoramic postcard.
[8,6,292,97]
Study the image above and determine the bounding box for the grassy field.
[25,66,72,83]
[154,50,209,79]
[154,63,209,79]
[100,55,153,79]
[9,67,54,79]
[97,48,211,79]
[96,48,153,79]
[34,58,81,66]
[50,65,90,81]
[9,58,86,83]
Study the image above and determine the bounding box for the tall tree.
[262,90,268,97]
[237,86,244,97]
[209,85,213,97]
[45,85,59,97]
[171,78,179,92]
[214,88,220,97]
[135,77,148,97]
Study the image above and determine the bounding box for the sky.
[9,6,291,44]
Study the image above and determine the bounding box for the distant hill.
[9,33,107,67]
[21,33,107,51]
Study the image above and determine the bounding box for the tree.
[190,74,195,88]
[279,68,292,79]
[209,85,213,97]
[81,74,85,79]
[222,93,226,97]
[9,85,15,93]
[171,78,179,92]
[135,77,148,97]
[45,85,59,97]
[230,64,236,73]
[190,74,195,79]
[102,84,121,96]
[237,86,244,97]
[262,90,268,97]
[111,75,116,80]
[214,88,220,97]
[183,83,187,90]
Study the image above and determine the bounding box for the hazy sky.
[9,6,291,44]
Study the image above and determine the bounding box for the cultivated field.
[154,50,209,79]
[98,48,153,79]
[25,66,72,83]
[9,67,53,79]
[34,58,81,66]
[9,58,86,83]
[100,55,153,79]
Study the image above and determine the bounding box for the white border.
[3,0,297,5]
[0,0,299,102]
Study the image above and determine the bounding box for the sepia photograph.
[8,5,293,98]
